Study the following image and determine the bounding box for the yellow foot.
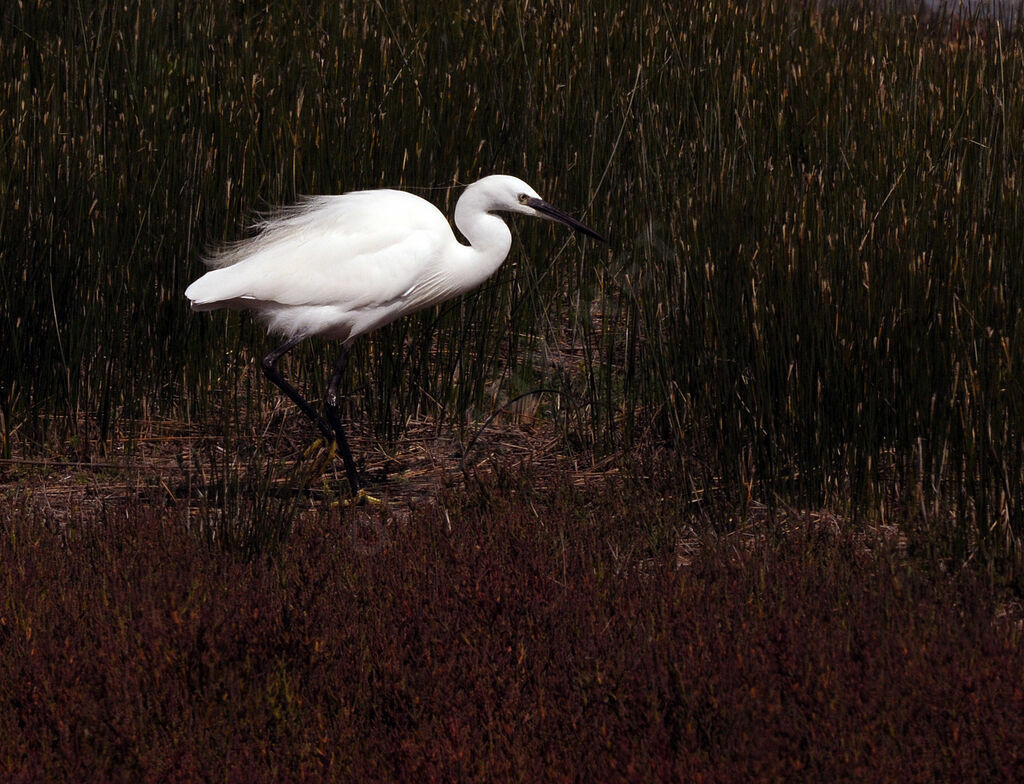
[338,488,383,507]
[303,437,337,461]
[301,439,337,479]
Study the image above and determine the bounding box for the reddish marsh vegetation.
[1,460,1021,781]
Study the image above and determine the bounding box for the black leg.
[261,336,334,442]
[324,344,362,493]
[261,337,362,495]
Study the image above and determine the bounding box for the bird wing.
[187,190,457,312]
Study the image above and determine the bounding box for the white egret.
[185,174,606,496]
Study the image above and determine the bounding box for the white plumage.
[185,174,605,496]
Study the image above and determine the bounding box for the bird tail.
[184,267,251,310]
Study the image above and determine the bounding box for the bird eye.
[518,193,529,204]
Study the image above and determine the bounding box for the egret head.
[473,175,607,242]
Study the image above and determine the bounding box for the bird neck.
[453,188,513,283]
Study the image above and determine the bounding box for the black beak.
[526,197,607,243]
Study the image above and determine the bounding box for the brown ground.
[0,414,623,523]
